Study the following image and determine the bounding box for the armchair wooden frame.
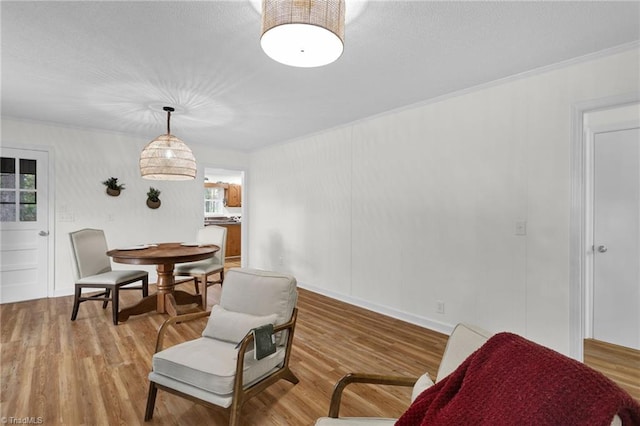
[144,308,299,426]
[326,373,419,418]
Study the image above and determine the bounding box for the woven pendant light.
[261,0,345,68]
[140,107,196,180]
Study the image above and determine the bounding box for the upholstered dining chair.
[174,225,227,309]
[144,268,299,426]
[69,228,148,325]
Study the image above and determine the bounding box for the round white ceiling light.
[260,0,346,68]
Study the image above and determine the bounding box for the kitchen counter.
[205,220,240,226]
[205,217,241,226]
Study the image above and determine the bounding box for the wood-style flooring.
[1,263,638,425]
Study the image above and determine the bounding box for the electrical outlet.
[437,300,445,314]
[515,220,527,236]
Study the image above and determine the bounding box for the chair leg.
[102,288,111,309]
[144,382,158,421]
[142,276,149,297]
[202,277,208,309]
[281,368,300,384]
[228,398,242,426]
[70,286,82,321]
[193,277,200,295]
[112,286,119,325]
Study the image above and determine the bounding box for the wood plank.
[584,338,640,400]
[0,275,638,425]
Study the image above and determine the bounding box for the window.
[204,187,224,215]
[1,157,37,222]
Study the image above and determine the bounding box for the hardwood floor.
[584,338,640,401]
[1,266,638,425]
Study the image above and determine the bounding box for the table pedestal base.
[119,290,202,321]
[119,263,203,322]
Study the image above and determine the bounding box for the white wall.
[248,48,640,355]
[1,118,248,296]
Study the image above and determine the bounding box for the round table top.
[107,242,219,266]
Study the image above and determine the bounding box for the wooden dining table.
[107,242,219,321]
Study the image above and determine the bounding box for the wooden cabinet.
[227,184,242,207]
[204,182,241,208]
[222,224,241,258]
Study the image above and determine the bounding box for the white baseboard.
[298,282,455,336]
[53,288,75,298]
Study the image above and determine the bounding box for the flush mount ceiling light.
[140,106,196,180]
[261,0,345,68]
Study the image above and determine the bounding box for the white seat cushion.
[76,269,147,285]
[174,258,223,275]
[152,337,285,396]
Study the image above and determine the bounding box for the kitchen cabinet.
[227,184,242,207]
[204,182,241,208]
[222,224,241,258]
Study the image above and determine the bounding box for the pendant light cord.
[163,106,175,135]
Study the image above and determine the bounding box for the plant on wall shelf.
[146,187,161,209]
[102,177,125,196]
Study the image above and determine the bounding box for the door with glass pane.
[0,147,49,303]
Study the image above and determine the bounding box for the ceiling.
[2,1,639,152]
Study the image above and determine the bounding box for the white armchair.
[315,324,624,426]
[144,268,298,426]
[315,323,492,426]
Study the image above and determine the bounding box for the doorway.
[571,99,640,360]
[589,114,639,350]
[0,147,51,303]
[203,167,244,264]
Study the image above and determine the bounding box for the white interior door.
[593,126,640,349]
[0,147,49,303]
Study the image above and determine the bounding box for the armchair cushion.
[220,268,297,345]
[410,373,434,403]
[152,337,286,397]
[202,304,277,344]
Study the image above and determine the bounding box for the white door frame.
[569,92,640,360]
[0,145,55,299]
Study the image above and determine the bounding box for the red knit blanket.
[396,332,640,426]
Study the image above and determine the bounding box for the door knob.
[39,231,49,236]
[597,245,607,253]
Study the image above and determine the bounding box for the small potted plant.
[146,187,161,209]
[102,177,125,196]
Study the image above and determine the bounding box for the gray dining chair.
[174,225,227,309]
[69,228,148,325]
